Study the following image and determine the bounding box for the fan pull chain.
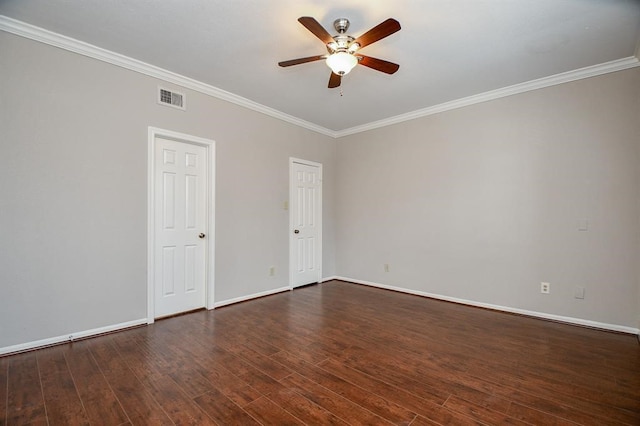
[340,87,344,97]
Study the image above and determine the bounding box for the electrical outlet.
[384,263,390,273]
[574,286,585,299]
[269,266,275,276]
[540,282,550,294]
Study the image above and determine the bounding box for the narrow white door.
[290,159,322,288]
[154,137,207,317]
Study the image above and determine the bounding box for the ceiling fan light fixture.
[326,51,358,75]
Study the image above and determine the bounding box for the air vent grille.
[158,87,186,110]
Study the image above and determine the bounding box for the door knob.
[199,233,206,239]
[294,229,300,234]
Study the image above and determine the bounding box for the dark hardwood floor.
[1,280,639,425]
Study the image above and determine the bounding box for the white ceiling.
[1,0,639,134]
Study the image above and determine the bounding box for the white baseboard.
[4,278,634,356]
[213,278,341,308]
[213,286,291,308]
[336,276,640,335]
[2,283,313,355]
[0,318,148,356]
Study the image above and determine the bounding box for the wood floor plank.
[124,329,220,400]
[205,347,286,396]
[62,341,129,425]
[190,350,263,407]
[443,395,530,425]
[407,415,441,426]
[241,335,283,357]
[281,372,394,425]
[0,357,7,426]
[272,351,417,424]
[502,388,632,426]
[466,355,639,412]
[87,338,173,425]
[255,335,333,365]
[264,386,350,426]
[37,347,90,425]
[226,344,293,381]
[447,381,512,414]
[141,374,217,425]
[334,345,453,404]
[344,347,507,414]
[194,387,261,425]
[2,280,638,425]
[466,360,640,424]
[5,353,47,425]
[149,323,265,407]
[317,357,484,426]
[110,326,216,426]
[408,412,482,426]
[110,331,168,380]
[243,396,306,425]
[506,402,584,426]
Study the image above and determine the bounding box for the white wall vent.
[157,87,186,110]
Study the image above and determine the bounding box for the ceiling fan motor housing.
[327,19,359,54]
[327,34,357,54]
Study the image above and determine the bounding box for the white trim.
[205,139,217,311]
[289,158,323,289]
[214,286,290,308]
[336,276,640,335]
[147,127,216,323]
[0,16,334,138]
[334,56,640,137]
[320,276,339,283]
[0,318,147,356]
[2,16,639,139]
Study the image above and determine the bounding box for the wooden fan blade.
[358,55,400,74]
[278,55,325,67]
[328,72,341,88]
[353,18,401,49]
[298,17,334,44]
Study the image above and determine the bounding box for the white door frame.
[147,127,216,323]
[289,157,322,289]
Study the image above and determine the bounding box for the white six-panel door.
[154,137,207,317]
[290,159,322,288]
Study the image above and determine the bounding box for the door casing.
[147,127,216,323]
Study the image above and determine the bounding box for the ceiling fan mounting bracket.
[333,18,350,34]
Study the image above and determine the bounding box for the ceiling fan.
[278,16,401,88]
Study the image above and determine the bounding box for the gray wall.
[335,68,640,328]
[1,30,639,351]
[0,32,337,349]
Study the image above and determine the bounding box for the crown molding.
[0,15,337,138]
[2,15,638,140]
[335,56,640,138]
